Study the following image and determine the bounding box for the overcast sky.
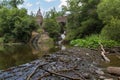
[18,0,67,15]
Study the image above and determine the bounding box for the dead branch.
[26,63,48,80]
[39,65,85,80]
[99,42,110,62]
[39,65,78,79]
[38,72,50,79]
[42,68,82,80]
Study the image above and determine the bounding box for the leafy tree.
[97,0,120,23]
[101,18,120,42]
[9,0,24,8]
[0,0,10,8]
[0,8,38,43]
[44,19,60,41]
[97,0,120,42]
[63,0,103,41]
[0,0,38,43]
[44,8,61,41]
[0,0,24,8]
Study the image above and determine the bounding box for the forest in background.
[0,0,120,48]
[43,0,120,48]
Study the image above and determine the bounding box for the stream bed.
[0,46,120,80]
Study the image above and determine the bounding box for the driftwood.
[41,68,82,80]
[99,42,110,62]
[107,67,120,76]
[26,63,48,80]
[38,65,86,80]
[38,66,77,79]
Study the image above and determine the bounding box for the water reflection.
[0,43,56,70]
[101,54,120,67]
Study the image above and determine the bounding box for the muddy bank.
[0,47,119,80]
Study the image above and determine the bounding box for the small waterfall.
[58,31,66,50]
[61,31,66,40]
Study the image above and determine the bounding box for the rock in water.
[107,67,120,75]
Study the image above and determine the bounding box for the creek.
[0,35,120,70]
[0,44,58,70]
[58,31,66,50]
[0,31,68,70]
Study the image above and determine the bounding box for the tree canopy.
[9,0,24,8]
[97,0,120,41]
[97,0,120,23]
[0,0,38,43]
[44,8,61,41]
[0,0,24,8]
[62,0,103,41]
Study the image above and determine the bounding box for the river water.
[0,44,59,70]
[0,31,67,70]
[0,44,120,70]
[0,32,120,71]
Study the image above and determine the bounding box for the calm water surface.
[101,54,120,67]
[0,43,120,70]
[0,44,58,70]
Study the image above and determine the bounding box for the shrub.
[101,18,120,42]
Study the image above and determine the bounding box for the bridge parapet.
[56,16,67,23]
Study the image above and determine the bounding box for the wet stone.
[82,73,90,79]
[118,77,120,80]
[95,69,105,75]
[99,76,106,79]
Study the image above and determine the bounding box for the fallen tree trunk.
[99,42,110,62]
[107,67,120,76]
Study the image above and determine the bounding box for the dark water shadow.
[0,43,58,70]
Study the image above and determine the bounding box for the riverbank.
[0,47,120,80]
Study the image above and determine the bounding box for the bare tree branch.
[26,63,48,80]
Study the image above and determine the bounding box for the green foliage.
[37,28,43,34]
[80,18,103,37]
[0,37,4,43]
[44,19,61,41]
[0,0,24,8]
[63,0,103,41]
[9,0,24,8]
[44,8,62,41]
[97,0,120,23]
[101,18,120,42]
[97,0,120,42]
[0,8,38,43]
[70,35,120,48]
